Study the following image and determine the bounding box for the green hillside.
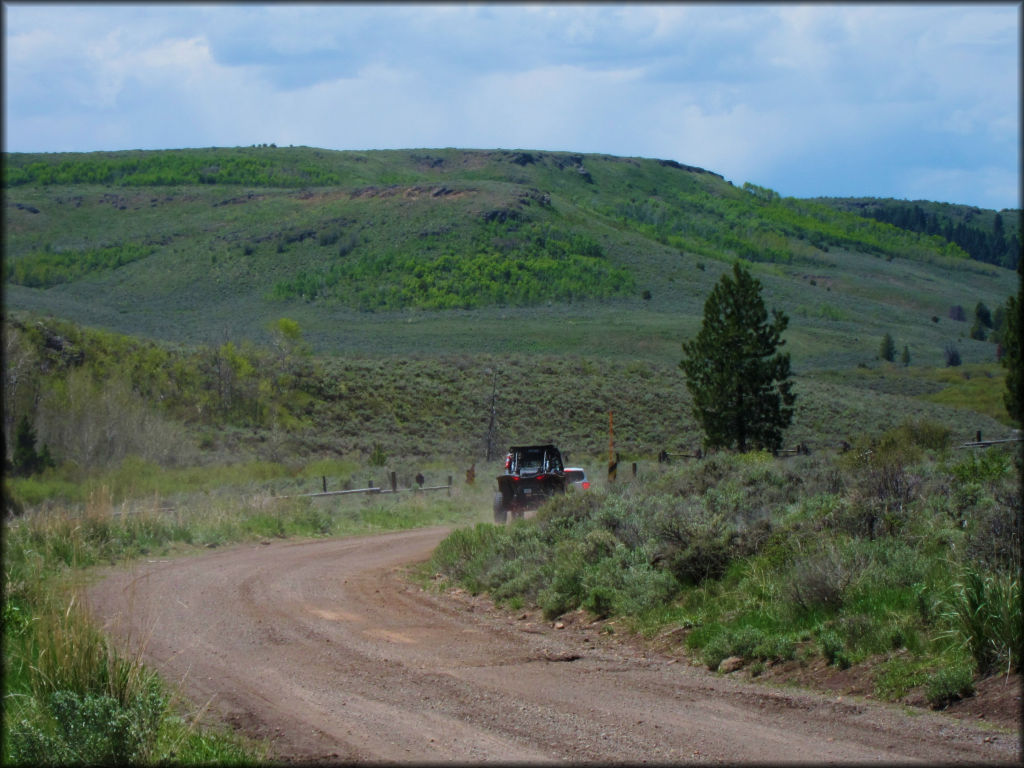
[3,146,1015,372]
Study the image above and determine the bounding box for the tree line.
[857,202,1019,270]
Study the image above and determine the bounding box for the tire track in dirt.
[87,528,1019,763]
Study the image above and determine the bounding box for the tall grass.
[20,591,153,705]
[941,568,1022,676]
[3,579,171,765]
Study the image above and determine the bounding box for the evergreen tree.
[38,443,55,472]
[901,345,911,366]
[993,305,1007,337]
[879,333,896,362]
[975,301,993,329]
[12,415,41,476]
[680,263,795,452]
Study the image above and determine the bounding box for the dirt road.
[87,527,1019,763]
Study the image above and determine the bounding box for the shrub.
[889,419,951,453]
[369,443,388,467]
[950,449,1012,485]
[818,629,845,666]
[430,523,501,582]
[874,657,928,701]
[789,545,854,612]
[701,630,734,670]
[581,529,619,563]
[296,505,334,535]
[925,664,975,709]
[539,586,577,621]
[815,630,856,667]
[700,625,796,669]
[596,508,646,551]
[836,613,875,647]
[962,489,1021,572]
[9,686,166,765]
[854,461,919,538]
[538,540,586,619]
[652,504,738,585]
[839,423,943,539]
[538,489,604,530]
[583,585,617,619]
[944,344,962,367]
[846,420,950,474]
[614,563,680,616]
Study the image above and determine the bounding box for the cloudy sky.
[3,3,1020,209]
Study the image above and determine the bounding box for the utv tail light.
[582,481,590,490]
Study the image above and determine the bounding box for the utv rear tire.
[493,494,507,524]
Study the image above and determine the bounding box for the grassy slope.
[303,354,1011,463]
[3,147,1015,369]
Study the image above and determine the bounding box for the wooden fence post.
[322,476,327,493]
[447,476,452,496]
[391,471,397,493]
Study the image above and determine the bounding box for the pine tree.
[12,415,41,476]
[680,263,795,452]
[901,345,911,366]
[879,333,896,362]
[993,305,1007,337]
[975,301,993,329]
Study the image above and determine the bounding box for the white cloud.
[2,3,1018,208]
